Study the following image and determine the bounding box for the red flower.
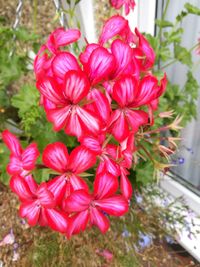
[110,0,136,15]
[37,70,101,138]
[10,175,68,232]
[42,142,97,204]
[63,172,128,237]
[2,130,39,176]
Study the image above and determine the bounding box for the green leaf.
[155,19,173,28]
[15,27,39,42]
[11,84,39,115]
[174,44,192,67]
[184,3,200,16]
[176,11,188,22]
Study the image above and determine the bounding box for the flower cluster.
[110,0,136,15]
[3,15,167,237]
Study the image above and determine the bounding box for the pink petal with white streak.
[64,189,92,213]
[47,105,71,131]
[2,130,22,157]
[95,196,128,216]
[42,142,69,172]
[85,47,115,85]
[22,143,39,170]
[52,52,80,80]
[112,76,138,107]
[19,201,40,226]
[94,172,118,199]
[120,172,133,199]
[44,209,69,233]
[63,70,90,104]
[99,15,127,45]
[69,146,97,174]
[67,210,89,238]
[10,175,33,201]
[111,39,133,79]
[79,43,100,65]
[90,207,110,233]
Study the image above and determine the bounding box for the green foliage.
[0,143,10,185]
[184,2,200,16]
[145,0,199,128]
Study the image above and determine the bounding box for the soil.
[0,184,200,267]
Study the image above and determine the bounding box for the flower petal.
[125,109,148,132]
[47,28,81,53]
[63,70,90,104]
[44,209,69,233]
[85,89,111,125]
[133,75,158,107]
[120,172,133,199]
[109,110,129,142]
[135,28,155,70]
[111,39,133,79]
[95,196,128,216]
[37,77,65,105]
[63,190,92,213]
[2,130,22,157]
[94,172,118,199]
[36,183,56,208]
[10,175,33,201]
[19,201,40,226]
[85,47,115,85]
[7,156,23,175]
[52,52,80,80]
[76,107,100,136]
[42,142,69,173]
[70,174,89,191]
[99,15,127,45]
[67,210,89,238]
[79,43,100,65]
[24,175,38,194]
[47,105,71,131]
[90,208,110,233]
[68,146,97,174]
[22,143,39,170]
[47,175,67,205]
[112,75,138,107]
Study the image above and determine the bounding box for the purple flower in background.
[178,157,185,164]
[122,229,131,237]
[138,232,152,249]
[135,194,143,204]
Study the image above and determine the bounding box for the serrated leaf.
[174,44,192,67]
[184,3,200,16]
[11,84,39,114]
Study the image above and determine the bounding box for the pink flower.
[134,28,155,71]
[110,0,136,15]
[2,130,39,176]
[99,15,134,45]
[63,172,128,237]
[81,46,115,85]
[10,175,68,232]
[37,70,101,138]
[46,28,81,54]
[42,142,97,204]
